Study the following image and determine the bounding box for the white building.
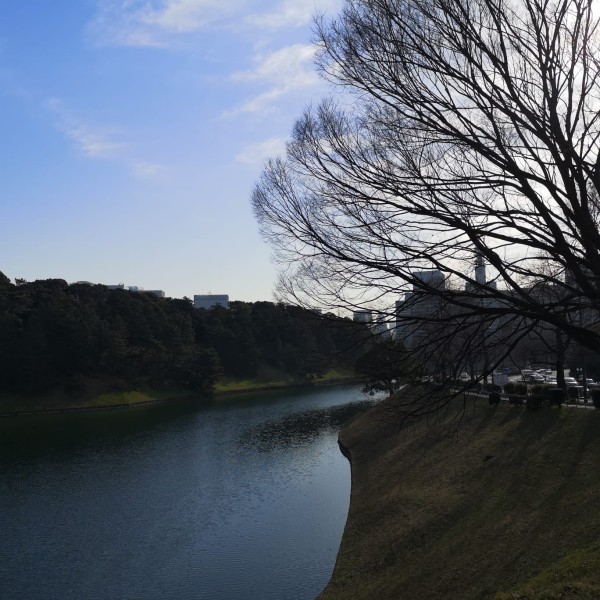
[105,283,165,297]
[372,314,392,339]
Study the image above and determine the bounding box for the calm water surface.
[0,386,375,600]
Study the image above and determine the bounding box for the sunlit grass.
[0,367,358,414]
[214,367,356,394]
[90,390,156,406]
[0,381,190,414]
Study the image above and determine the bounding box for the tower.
[475,255,486,285]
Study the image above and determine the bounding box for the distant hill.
[320,386,600,600]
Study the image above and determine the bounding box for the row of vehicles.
[521,369,598,388]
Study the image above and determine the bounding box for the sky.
[0,0,342,301]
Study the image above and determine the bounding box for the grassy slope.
[0,379,192,414]
[319,386,600,600]
[214,366,356,394]
[0,368,357,414]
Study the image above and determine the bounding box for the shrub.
[488,391,501,405]
[484,383,502,392]
[530,384,547,396]
[546,388,565,407]
[591,389,600,409]
[526,395,545,410]
[504,382,515,394]
[567,386,580,401]
[507,394,525,406]
[512,382,527,396]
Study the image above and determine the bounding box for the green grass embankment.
[319,385,600,600]
[214,367,357,395]
[0,368,358,416]
[0,380,192,416]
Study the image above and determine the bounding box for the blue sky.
[0,0,341,301]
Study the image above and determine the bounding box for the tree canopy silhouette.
[253,0,600,395]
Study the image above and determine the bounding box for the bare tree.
[253,0,600,415]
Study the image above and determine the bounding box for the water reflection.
[0,387,375,600]
[242,399,376,452]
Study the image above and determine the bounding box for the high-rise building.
[475,255,485,285]
[352,309,373,323]
[395,270,446,350]
[412,270,446,290]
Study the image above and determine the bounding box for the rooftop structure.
[105,283,165,297]
[413,270,446,290]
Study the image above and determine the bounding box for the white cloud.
[46,98,166,180]
[139,0,232,32]
[47,98,124,158]
[235,136,287,165]
[89,0,240,47]
[232,44,317,84]
[89,0,342,47]
[66,125,124,158]
[226,44,320,116]
[246,0,341,29]
[129,160,168,179]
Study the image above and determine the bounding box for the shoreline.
[0,377,359,418]
[215,377,358,396]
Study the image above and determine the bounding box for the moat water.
[0,385,374,600]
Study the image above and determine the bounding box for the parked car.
[524,373,545,383]
[563,377,578,387]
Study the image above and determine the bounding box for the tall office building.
[352,309,373,323]
[395,270,446,350]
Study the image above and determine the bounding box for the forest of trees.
[0,272,369,401]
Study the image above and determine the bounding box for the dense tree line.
[0,273,368,399]
[195,300,367,380]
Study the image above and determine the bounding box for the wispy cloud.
[232,44,317,85]
[47,98,124,158]
[89,0,342,47]
[47,98,166,179]
[89,0,241,47]
[235,136,287,165]
[246,0,341,29]
[226,44,320,116]
[129,160,168,179]
[88,1,337,121]
[139,0,234,32]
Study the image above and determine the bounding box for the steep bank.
[319,386,600,600]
